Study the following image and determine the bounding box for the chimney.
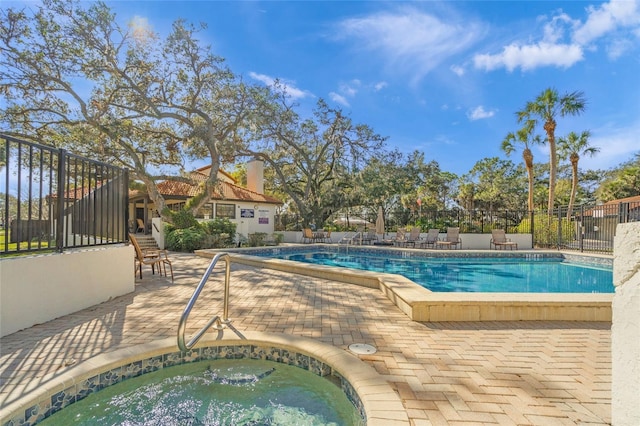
[246,159,264,194]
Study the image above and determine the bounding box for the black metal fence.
[534,202,640,254]
[1,135,129,255]
[275,210,532,234]
[276,202,639,254]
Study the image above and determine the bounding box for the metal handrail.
[177,253,231,351]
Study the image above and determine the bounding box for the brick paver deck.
[0,253,611,425]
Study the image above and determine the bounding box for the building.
[129,160,282,238]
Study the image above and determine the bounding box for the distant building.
[581,195,640,239]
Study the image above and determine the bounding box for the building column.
[612,222,640,426]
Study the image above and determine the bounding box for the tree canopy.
[1,0,273,220]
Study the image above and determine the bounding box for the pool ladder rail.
[177,252,232,351]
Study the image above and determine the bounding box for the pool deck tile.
[0,252,611,425]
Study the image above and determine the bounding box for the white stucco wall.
[0,245,134,337]
[612,222,640,426]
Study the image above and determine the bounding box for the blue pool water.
[255,249,613,293]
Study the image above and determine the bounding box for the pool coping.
[197,247,613,322]
[0,332,408,426]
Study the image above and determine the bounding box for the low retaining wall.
[280,231,532,250]
[0,245,134,337]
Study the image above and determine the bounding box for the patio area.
[0,252,611,425]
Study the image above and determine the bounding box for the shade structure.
[375,206,385,235]
[333,216,370,226]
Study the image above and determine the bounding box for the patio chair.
[419,229,440,249]
[136,218,146,233]
[490,229,518,250]
[435,227,462,249]
[302,228,316,243]
[129,233,173,281]
[392,228,407,247]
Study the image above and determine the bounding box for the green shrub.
[171,210,199,229]
[201,218,236,247]
[248,232,267,247]
[518,215,575,247]
[165,227,205,252]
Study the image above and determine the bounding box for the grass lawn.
[0,229,54,255]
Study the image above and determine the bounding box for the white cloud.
[474,42,584,72]
[573,0,640,45]
[339,80,360,97]
[607,38,634,59]
[129,16,154,43]
[334,7,485,83]
[542,13,577,44]
[329,92,350,107]
[248,72,312,100]
[467,106,496,121]
[450,65,465,76]
[580,121,640,170]
[374,81,388,91]
[474,0,640,72]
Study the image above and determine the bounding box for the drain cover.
[348,343,377,355]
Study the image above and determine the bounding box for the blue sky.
[13,1,640,176]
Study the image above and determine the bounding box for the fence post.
[530,210,535,243]
[3,138,9,252]
[619,202,629,224]
[557,206,562,250]
[55,149,66,253]
[123,168,130,241]
[579,205,584,252]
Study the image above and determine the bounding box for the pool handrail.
[177,252,232,351]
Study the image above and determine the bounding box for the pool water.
[273,252,614,293]
[39,359,362,425]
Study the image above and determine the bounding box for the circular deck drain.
[348,343,377,355]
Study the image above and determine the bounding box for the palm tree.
[502,119,542,212]
[558,130,599,220]
[517,88,587,213]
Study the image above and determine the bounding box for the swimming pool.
[249,247,614,293]
[198,247,613,322]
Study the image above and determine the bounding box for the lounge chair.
[361,229,378,245]
[401,227,422,248]
[129,233,173,281]
[419,229,440,249]
[435,227,462,249]
[490,229,518,250]
[392,228,407,246]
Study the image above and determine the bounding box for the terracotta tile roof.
[601,195,640,205]
[194,165,237,184]
[52,181,108,201]
[582,194,640,217]
[154,170,282,205]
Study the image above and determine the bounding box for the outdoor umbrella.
[375,206,385,236]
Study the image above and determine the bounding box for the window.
[196,203,214,219]
[216,203,236,219]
